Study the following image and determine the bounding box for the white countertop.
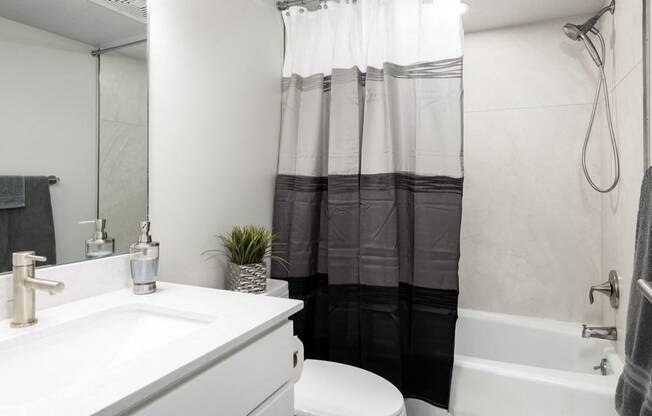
[0,282,303,416]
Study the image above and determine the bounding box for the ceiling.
[0,0,146,55]
[463,0,609,33]
[0,0,609,56]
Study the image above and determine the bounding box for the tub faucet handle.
[589,270,619,308]
[589,281,612,303]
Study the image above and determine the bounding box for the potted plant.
[204,225,286,294]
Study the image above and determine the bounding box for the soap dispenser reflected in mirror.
[79,219,115,260]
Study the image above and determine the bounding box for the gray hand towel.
[616,167,652,415]
[0,176,25,209]
[0,176,56,273]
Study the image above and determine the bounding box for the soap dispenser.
[130,221,159,295]
[79,219,115,259]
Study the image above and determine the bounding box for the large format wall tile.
[610,0,642,86]
[461,104,603,322]
[600,61,644,357]
[99,119,147,254]
[462,18,605,324]
[99,53,148,126]
[464,17,597,113]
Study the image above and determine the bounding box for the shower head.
[563,0,615,41]
[563,1,614,67]
[563,23,583,41]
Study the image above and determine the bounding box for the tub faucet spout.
[582,324,617,341]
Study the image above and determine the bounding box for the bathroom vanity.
[0,275,303,415]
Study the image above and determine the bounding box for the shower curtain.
[272,0,463,408]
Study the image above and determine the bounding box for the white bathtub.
[406,309,622,416]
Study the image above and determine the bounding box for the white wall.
[598,0,644,357]
[98,51,148,254]
[149,0,284,288]
[0,16,97,265]
[461,17,605,323]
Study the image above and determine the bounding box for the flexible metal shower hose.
[581,31,620,193]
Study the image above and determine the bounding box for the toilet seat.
[294,359,407,416]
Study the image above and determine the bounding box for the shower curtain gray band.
[272,2,464,409]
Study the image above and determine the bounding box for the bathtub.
[405,309,622,416]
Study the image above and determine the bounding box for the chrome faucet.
[582,324,617,341]
[10,251,65,328]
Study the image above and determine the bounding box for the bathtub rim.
[455,308,624,395]
[459,307,606,336]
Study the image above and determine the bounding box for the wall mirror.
[0,0,148,272]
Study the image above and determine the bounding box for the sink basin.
[0,305,213,407]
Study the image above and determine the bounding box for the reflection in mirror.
[98,40,148,257]
[0,0,148,272]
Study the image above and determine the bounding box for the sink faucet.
[10,251,65,328]
[582,324,617,341]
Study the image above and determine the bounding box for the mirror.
[0,0,148,272]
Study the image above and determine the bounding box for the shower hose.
[581,30,620,193]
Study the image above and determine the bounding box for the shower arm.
[593,0,616,21]
[595,1,616,21]
[573,0,616,42]
[581,0,616,33]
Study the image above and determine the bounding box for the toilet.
[265,279,407,416]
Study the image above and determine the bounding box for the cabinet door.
[127,322,295,416]
[248,383,294,416]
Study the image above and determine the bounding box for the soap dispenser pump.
[79,219,115,259]
[130,221,159,295]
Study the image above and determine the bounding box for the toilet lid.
[294,360,406,416]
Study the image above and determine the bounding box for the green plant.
[203,225,287,267]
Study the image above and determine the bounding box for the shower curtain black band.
[278,273,458,408]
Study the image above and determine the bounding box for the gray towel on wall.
[0,176,25,209]
[0,177,56,273]
[616,167,652,415]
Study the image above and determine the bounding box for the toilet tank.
[264,279,289,298]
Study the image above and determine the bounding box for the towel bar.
[637,279,652,303]
[47,175,60,185]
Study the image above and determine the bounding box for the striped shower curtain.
[272,0,463,408]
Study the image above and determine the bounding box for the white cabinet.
[249,383,294,416]
[127,322,297,416]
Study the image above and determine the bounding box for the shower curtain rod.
[277,0,354,11]
[91,39,147,56]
